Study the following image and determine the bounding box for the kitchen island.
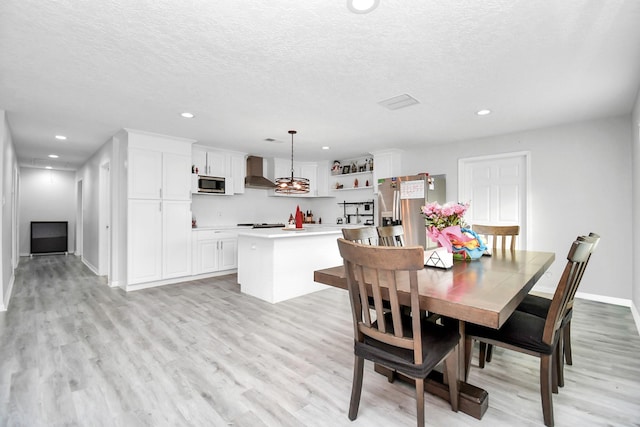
[237,226,343,303]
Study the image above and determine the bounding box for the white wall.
[75,137,116,277]
[401,115,633,301]
[1,110,19,311]
[19,168,77,256]
[631,89,640,328]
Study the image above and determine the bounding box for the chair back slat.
[472,224,519,252]
[377,225,406,247]
[337,238,425,354]
[342,227,379,245]
[542,240,593,345]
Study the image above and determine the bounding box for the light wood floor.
[1,255,639,426]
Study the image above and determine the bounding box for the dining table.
[313,249,556,420]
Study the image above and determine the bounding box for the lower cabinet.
[192,230,238,274]
[128,200,192,285]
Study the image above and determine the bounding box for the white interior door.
[99,162,111,278]
[458,152,529,249]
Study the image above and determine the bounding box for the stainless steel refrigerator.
[377,174,446,249]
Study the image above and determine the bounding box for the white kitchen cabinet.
[128,199,163,284]
[128,148,163,199]
[128,149,191,200]
[126,133,193,287]
[229,152,246,194]
[192,147,228,177]
[371,149,402,193]
[162,201,192,279]
[218,237,238,270]
[271,158,331,198]
[192,230,238,274]
[163,153,192,200]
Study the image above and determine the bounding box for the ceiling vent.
[378,93,420,110]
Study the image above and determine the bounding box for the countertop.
[236,226,344,239]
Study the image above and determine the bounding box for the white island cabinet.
[237,227,343,303]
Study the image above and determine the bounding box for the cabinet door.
[129,148,162,199]
[230,153,246,194]
[299,163,317,197]
[192,149,207,175]
[207,151,228,177]
[163,153,191,200]
[162,201,192,279]
[199,240,219,273]
[218,238,238,270]
[128,199,162,284]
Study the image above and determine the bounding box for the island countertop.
[236,226,343,239]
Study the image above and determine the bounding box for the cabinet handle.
[160,188,162,199]
[159,202,162,212]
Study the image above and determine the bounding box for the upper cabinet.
[192,147,228,177]
[192,145,246,195]
[329,151,402,194]
[270,158,330,198]
[371,149,402,193]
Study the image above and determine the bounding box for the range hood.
[245,156,276,189]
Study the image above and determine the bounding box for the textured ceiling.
[2,0,640,170]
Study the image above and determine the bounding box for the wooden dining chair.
[464,238,594,427]
[472,224,520,253]
[515,232,600,386]
[471,224,520,367]
[337,238,460,426]
[376,225,406,247]
[341,227,379,245]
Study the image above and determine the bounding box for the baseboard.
[632,302,640,336]
[574,290,632,307]
[1,272,16,312]
[125,269,237,292]
[81,257,99,275]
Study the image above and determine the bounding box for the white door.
[99,162,111,278]
[458,152,529,249]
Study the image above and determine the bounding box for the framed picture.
[342,165,351,174]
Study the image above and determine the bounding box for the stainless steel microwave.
[196,175,226,194]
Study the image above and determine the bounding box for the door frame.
[458,151,531,249]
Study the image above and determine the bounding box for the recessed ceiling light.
[45,166,52,170]
[55,135,67,140]
[322,146,330,150]
[476,109,492,116]
[347,0,380,14]
[181,112,195,118]
[48,154,59,158]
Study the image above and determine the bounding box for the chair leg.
[348,355,364,421]
[540,354,555,427]
[415,378,425,427]
[556,333,565,388]
[552,347,559,394]
[563,321,573,365]
[486,344,493,362]
[478,342,487,368]
[464,336,473,382]
[444,349,460,412]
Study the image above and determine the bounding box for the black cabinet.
[31,221,68,255]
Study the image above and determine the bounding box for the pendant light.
[275,130,310,194]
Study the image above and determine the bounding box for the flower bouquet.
[421,201,486,260]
